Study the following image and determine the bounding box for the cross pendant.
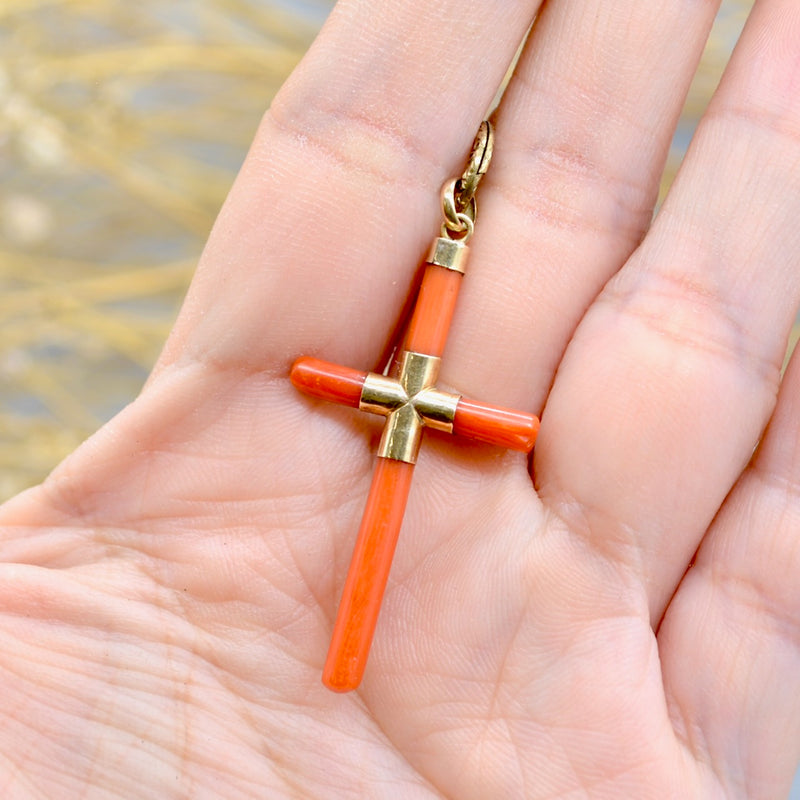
[290,124,539,692]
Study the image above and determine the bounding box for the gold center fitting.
[358,351,460,463]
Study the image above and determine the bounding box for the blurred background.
[0,0,329,498]
[0,0,799,796]
[0,0,778,497]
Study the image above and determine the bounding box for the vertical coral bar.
[404,263,463,357]
[323,457,415,692]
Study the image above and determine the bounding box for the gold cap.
[427,237,468,274]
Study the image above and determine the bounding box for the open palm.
[2,1,800,797]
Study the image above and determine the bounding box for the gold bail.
[440,121,494,245]
[455,120,494,212]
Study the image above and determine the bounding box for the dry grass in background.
[0,1,763,500]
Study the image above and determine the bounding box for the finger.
[155,0,541,376]
[442,0,722,410]
[537,0,800,616]
[659,336,800,798]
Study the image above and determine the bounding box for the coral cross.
[290,235,539,692]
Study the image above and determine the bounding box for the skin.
[1,0,800,796]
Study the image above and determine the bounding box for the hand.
[2,1,799,797]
